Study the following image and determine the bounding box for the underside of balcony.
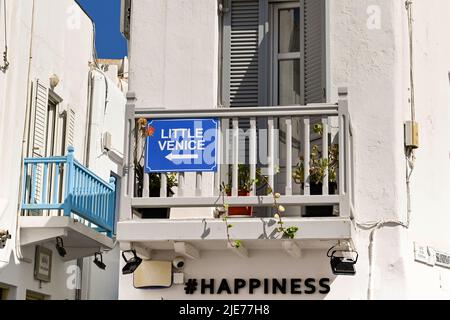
[117,217,354,254]
[19,216,115,261]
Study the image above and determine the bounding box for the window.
[271,2,301,106]
[25,290,49,300]
[27,81,75,211]
[222,0,327,108]
[0,286,9,300]
[0,283,16,300]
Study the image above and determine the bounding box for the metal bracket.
[0,230,12,249]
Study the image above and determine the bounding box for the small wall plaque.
[34,246,53,282]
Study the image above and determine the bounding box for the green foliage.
[222,164,265,194]
[293,142,339,185]
[282,226,299,239]
[134,118,178,195]
[220,164,283,194]
[148,172,178,190]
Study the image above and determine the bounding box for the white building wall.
[81,69,126,300]
[120,0,450,300]
[128,0,219,219]
[329,0,410,299]
[401,0,450,299]
[0,0,124,300]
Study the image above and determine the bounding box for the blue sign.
[145,118,218,173]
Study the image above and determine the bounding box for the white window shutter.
[303,0,326,104]
[30,80,49,204]
[65,107,75,149]
[31,80,49,157]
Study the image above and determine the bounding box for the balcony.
[20,147,116,261]
[118,89,355,253]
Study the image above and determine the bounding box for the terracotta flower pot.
[226,191,253,217]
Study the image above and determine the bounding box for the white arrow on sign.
[165,153,199,161]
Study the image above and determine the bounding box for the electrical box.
[405,121,419,149]
[103,132,112,151]
[133,260,172,288]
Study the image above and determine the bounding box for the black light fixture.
[55,237,67,257]
[93,252,106,270]
[122,249,142,275]
[327,244,358,276]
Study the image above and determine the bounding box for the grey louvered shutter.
[223,0,260,108]
[303,0,326,104]
[30,80,49,203]
[223,0,260,163]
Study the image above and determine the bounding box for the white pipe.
[14,0,36,262]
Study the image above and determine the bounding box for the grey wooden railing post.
[121,92,136,220]
[338,87,350,218]
[109,176,116,236]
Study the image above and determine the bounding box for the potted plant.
[218,167,299,247]
[134,165,178,218]
[220,164,257,217]
[134,118,178,218]
[293,130,339,217]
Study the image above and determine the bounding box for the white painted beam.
[174,242,200,260]
[120,242,152,259]
[227,242,249,258]
[282,240,302,259]
[134,244,152,260]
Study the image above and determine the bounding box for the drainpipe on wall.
[78,2,103,297]
[15,0,36,263]
[0,0,9,72]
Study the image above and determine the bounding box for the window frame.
[222,0,330,107]
[269,1,303,106]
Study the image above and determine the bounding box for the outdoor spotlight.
[55,237,67,257]
[122,249,142,275]
[93,252,106,270]
[0,230,11,249]
[328,249,358,276]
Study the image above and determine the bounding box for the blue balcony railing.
[21,147,116,237]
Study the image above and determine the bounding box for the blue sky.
[77,0,128,59]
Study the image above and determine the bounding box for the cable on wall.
[0,0,9,72]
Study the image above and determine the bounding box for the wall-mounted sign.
[145,118,218,173]
[34,246,52,282]
[183,278,331,295]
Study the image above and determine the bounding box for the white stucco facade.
[118,0,450,300]
[0,0,125,300]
